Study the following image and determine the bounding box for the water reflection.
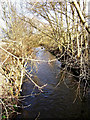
[14,47,90,120]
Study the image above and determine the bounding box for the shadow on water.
[14,47,90,120]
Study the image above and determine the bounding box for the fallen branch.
[25,70,47,92]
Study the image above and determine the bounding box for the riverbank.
[0,42,26,119]
[40,44,90,94]
[0,39,89,119]
[12,47,90,120]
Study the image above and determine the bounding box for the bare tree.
[26,0,89,98]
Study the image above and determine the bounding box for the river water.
[14,47,90,120]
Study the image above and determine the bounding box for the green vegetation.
[0,0,89,119]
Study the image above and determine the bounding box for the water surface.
[15,47,90,120]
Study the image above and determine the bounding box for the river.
[14,47,90,120]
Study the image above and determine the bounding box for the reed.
[0,2,45,119]
[0,0,89,119]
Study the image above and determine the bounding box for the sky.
[0,0,90,37]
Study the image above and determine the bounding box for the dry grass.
[0,0,90,119]
[0,2,44,119]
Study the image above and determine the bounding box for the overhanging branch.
[70,0,90,34]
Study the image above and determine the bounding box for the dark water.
[15,47,90,120]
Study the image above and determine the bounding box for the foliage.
[0,1,45,119]
[0,0,90,119]
[26,0,89,98]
